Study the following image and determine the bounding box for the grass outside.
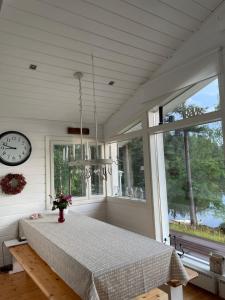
[170,222,225,244]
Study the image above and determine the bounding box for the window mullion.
[218,49,225,161]
[148,110,221,135]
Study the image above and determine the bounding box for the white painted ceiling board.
[0,81,127,103]
[0,73,132,99]
[42,0,182,47]
[0,85,126,107]
[0,0,223,123]
[0,104,108,123]
[84,0,192,39]
[1,6,167,64]
[0,45,148,84]
[0,54,141,89]
[0,33,152,78]
[120,0,200,31]
[159,0,212,21]
[193,0,223,11]
[0,65,135,96]
[0,22,157,71]
[0,91,123,111]
[7,0,175,57]
[0,94,116,114]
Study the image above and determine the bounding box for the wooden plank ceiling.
[0,0,223,124]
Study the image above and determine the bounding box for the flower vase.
[58,209,65,223]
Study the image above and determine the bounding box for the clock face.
[0,131,32,166]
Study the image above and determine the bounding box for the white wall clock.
[0,131,32,166]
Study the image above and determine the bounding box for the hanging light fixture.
[69,55,113,180]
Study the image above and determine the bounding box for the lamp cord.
[78,74,83,160]
[91,54,99,160]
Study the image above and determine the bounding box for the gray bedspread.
[20,212,189,300]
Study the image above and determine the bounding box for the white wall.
[106,197,155,238]
[0,117,106,266]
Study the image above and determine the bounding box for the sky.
[186,78,219,112]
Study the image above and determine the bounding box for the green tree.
[165,105,225,227]
[54,145,86,196]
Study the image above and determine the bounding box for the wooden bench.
[135,288,168,300]
[9,243,195,300]
[136,268,198,300]
[9,244,81,300]
[163,267,198,300]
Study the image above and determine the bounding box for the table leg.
[9,256,24,274]
[161,284,183,300]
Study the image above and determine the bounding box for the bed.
[20,212,189,300]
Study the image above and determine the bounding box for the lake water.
[169,197,225,228]
[169,210,224,228]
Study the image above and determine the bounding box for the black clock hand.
[2,143,17,150]
[4,146,17,150]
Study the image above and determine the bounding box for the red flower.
[50,194,72,210]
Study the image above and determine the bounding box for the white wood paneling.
[104,0,225,138]
[43,0,181,47]
[194,0,222,11]
[0,117,106,266]
[106,197,155,238]
[6,0,174,57]
[122,0,200,30]
[85,0,192,39]
[159,0,210,20]
[0,0,222,124]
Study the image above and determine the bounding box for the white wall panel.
[106,197,155,238]
[0,117,106,266]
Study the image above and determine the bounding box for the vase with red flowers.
[50,194,72,223]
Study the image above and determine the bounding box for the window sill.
[47,197,106,209]
[181,254,210,273]
[107,196,146,207]
[71,197,106,206]
[181,254,225,281]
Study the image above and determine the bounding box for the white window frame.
[148,73,225,243]
[105,113,155,218]
[45,136,106,209]
[108,133,147,200]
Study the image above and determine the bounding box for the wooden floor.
[0,271,223,300]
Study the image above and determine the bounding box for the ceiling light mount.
[29,64,37,70]
[73,72,83,80]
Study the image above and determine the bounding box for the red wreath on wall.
[0,174,26,195]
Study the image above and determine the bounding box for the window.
[89,144,103,195]
[150,76,225,260]
[163,121,225,259]
[163,78,219,123]
[52,140,105,199]
[112,137,145,200]
[53,144,86,197]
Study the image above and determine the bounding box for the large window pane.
[89,144,103,195]
[164,78,220,123]
[115,137,145,199]
[162,121,225,257]
[54,144,86,197]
